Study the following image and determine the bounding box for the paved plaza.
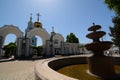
[0,54,120,80]
[0,59,41,80]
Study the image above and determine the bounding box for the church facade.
[0,14,80,58]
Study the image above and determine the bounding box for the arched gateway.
[28,28,51,56]
[0,25,23,45]
[0,14,80,58]
[0,25,23,57]
[27,28,50,46]
[16,28,51,58]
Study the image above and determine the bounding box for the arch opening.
[2,34,17,58]
[0,25,23,58]
[36,35,42,46]
[4,34,16,45]
[30,35,44,57]
[27,28,50,46]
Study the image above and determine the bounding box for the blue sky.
[0,0,115,45]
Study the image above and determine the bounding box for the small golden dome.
[34,21,42,28]
[34,13,42,28]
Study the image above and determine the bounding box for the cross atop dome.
[34,13,42,28]
[51,26,56,36]
[30,13,32,21]
[37,13,41,21]
[52,26,54,32]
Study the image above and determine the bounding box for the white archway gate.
[0,25,23,57]
[52,33,64,55]
[27,28,50,46]
[27,28,50,56]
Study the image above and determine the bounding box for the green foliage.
[30,45,37,50]
[30,45,43,56]
[109,16,120,51]
[105,0,120,16]
[79,45,84,48]
[105,0,120,52]
[37,46,43,56]
[66,33,79,43]
[3,42,16,58]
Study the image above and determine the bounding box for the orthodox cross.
[37,13,41,21]
[30,13,32,21]
[52,26,54,32]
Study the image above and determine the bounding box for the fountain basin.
[35,56,88,80]
[35,56,120,80]
[88,25,101,31]
[86,31,106,39]
[87,56,115,78]
[85,41,112,52]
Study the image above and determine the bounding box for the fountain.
[35,23,120,80]
[85,23,115,79]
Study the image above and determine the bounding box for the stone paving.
[0,60,40,80]
[0,54,119,80]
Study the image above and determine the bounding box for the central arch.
[27,28,50,46]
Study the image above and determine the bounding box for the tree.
[30,45,43,56]
[66,33,79,43]
[109,16,120,52]
[37,46,43,56]
[104,0,120,16]
[105,0,120,53]
[3,42,16,58]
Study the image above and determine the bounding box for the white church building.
[0,14,80,58]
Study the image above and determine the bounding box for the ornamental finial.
[37,13,40,21]
[52,26,54,32]
[30,13,32,21]
[92,22,95,26]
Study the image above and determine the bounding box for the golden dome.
[34,13,42,28]
[34,21,42,28]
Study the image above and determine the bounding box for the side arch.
[0,25,23,57]
[27,28,50,45]
[0,25,23,38]
[53,33,64,48]
[53,33,64,42]
[0,25,23,47]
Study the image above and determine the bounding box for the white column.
[46,40,50,56]
[0,36,3,57]
[0,36,3,48]
[52,40,55,56]
[25,38,30,57]
[73,43,76,55]
[16,38,23,57]
[61,41,64,55]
